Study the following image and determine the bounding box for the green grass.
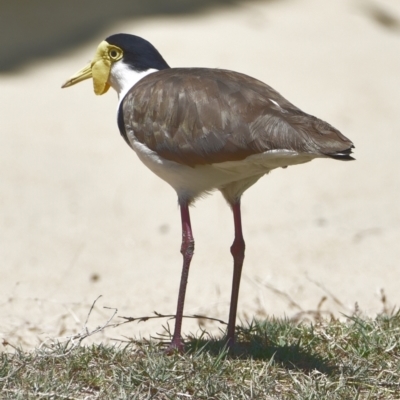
[1,312,400,399]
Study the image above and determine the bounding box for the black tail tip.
[327,145,355,161]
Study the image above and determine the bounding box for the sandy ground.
[1,0,400,350]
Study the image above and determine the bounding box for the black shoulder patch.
[117,102,130,146]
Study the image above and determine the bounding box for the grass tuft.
[1,312,400,399]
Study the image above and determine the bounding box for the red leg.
[227,199,245,347]
[168,201,195,352]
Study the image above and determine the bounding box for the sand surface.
[1,0,400,350]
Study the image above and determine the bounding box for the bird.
[62,33,354,352]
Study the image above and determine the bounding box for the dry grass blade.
[1,312,400,399]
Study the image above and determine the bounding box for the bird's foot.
[165,336,185,355]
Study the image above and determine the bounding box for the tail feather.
[326,145,355,161]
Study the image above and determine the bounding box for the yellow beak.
[61,63,92,88]
[61,41,112,95]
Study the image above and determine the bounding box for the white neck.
[109,62,158,105]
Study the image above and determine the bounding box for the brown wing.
[120,68,354,166]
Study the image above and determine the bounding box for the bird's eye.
[109,49,121,60]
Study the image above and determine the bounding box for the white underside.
[127,131,318,203]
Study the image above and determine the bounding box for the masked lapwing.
[62,33,354,352]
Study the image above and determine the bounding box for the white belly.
[129,138,317,202]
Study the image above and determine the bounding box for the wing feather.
[121,68,354,166]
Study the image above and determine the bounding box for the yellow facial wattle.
[61,41,123,95]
